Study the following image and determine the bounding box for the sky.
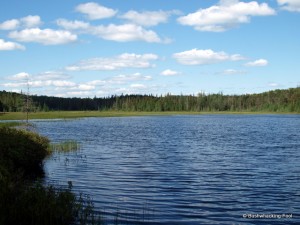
[0,0,299,97]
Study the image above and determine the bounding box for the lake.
[34,114,300,224]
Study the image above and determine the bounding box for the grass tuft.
[50,140,80,153]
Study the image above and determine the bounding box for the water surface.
[34,115,300,224]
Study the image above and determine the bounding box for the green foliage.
[0,127,102,225]
[0,121,24,128]
[0,127,50,175]
[1,87,300,113]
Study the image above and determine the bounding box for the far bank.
[1,110,299,120]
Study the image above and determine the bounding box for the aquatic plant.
[50,140,80,153]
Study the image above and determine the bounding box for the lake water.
[34,115,300,224]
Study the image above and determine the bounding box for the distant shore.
[1,110,299,120]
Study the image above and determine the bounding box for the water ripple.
[36,115,300,224]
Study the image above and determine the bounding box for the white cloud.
[173,49,244,65]
[56,19,90,30]
[75,2,117,20]
[130,83,146,89]
[218,69,247,75]
[66,91,92,97]
[86,80,106,86]
[20,15,42,28]
[7,72,29,80]
[245,59,268,67]
[34,71,72,80]
[77,84,95,91]
[120,10,178,27]
[2,82,26,88]
[278,0,300,12]
[66,53,158,71]
[161,69,180,76]
[8,28,77,45]
[0,15,42,30]
[0,39,25,51]
[51,80,76,87]
[268,82,280,87]
[2,71,75,89]
[0,19,20,30]
[92,23,163,43]
[177,0,275,32]
[109,73,152,84]
[56,19,165,43]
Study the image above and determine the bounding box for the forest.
[0,87,300,113]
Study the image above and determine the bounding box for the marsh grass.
[0,121,24,128]
[2,110,297,121]
[50,140,81,153]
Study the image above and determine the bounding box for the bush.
[0,127,50,175]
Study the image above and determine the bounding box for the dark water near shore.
[34,115,300,224]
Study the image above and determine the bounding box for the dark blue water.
[34,115,300,224]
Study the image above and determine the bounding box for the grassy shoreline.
[0,110,299,120]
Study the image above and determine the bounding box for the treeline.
[0,87,300,113]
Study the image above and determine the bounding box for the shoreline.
[1,110,299,120]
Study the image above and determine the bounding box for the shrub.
[0,127,50,175]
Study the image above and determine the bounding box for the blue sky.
[0,0,299,97]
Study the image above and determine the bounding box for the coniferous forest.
[0,87,299,113]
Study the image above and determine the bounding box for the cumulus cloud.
[218,69,247,75]
[120,10,179,27]
[77,84,95,91]
[91,23,163,43]
[177,0,275,32]
[0,19,20,30]
[7,72,29,80]
[66,91,92,97]
[75,2,117,20]
[3,71,76,90]
[245,59,268,67]
[173,49,244,65]
[0,39,25,51]
[50,80,76,87]
[8,28,77,45]
[2,82,26,88]
[109,73,152,84]
[56,19,90,30]
[277,0,300,12]
[86,80,106,86]
[56,19,165,43]
[160,69,180,76]
[130,83,147,89]
[66,53,158,71]
[34,71,72,80]
[0,15,42,30]
[3,80,76,88]
[20,15,42,28]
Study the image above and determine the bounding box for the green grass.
[0,121,25,127]
[1,110,298,121]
